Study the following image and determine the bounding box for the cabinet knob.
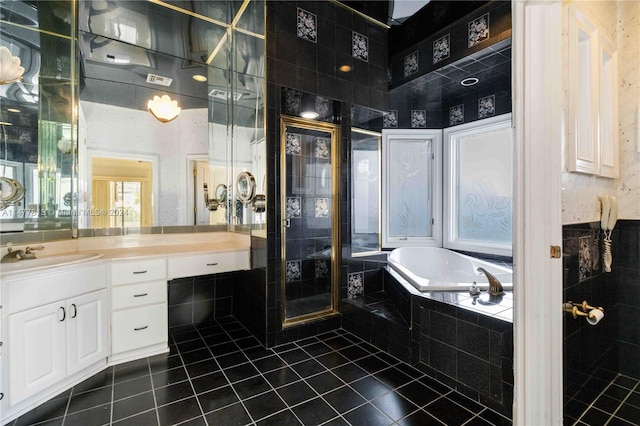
[59,307,66,322]
[0,392,4,401]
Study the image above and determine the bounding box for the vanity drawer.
[111,258,166,285]
[111,304,167,354]
[111,281,167,310]
[167,250,250,279]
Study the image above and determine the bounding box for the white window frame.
[381,129,442,248]
[443,113,513,257]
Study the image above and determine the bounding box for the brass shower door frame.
[280,116,341,328]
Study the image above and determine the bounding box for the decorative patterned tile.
[315,198,329,217]
[286,133,301,155]
[411,110,426,128]
[433,34,450,65]
[286,197,301,218]
[579,236,592,281]
[468,13,490,48]
[449,105,464,126]
[286,261,302,282]
[315,138,330,159]
[404,51,419,78]
[383,110,398,128]
[315,259,329,279]
[352,32,368,62]
[347,273,364,299]
[285,88,301,115]
[315,97,330,119]
[478,95,495,119]
[297,8,317,43]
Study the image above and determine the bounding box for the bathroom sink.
[1,252,104,275]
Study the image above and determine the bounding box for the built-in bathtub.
[387,247,513,292]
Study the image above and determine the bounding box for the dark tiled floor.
[11,317,511,426]
[569,374,640,426]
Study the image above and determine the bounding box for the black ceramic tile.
[291,397,339,425]
[305,371,346,395]
[112,391,155,422]
[112,409,158,426]
[224,362,260,383]
[153,381,196,407]
[157,397,202,426]
[264,366,302,388]
[151,366,188,388]
[277,380,318,407]
[243,391,288,421]
[342,402,393,426]
[191,370,228,394]
[324,385,367,414]
[11,396,68,425]
[396,380,441,408]
[397,408,445,426]
[371,391,418,421]
[67,386,113,414]
[197,386,239,414]
[233,375,273,400]
[204,402,252,426]
[291,359,327,378]
[424,397,475,425]
[253,354,288,373]
[331,362,369,383]
[149,355,184,374]
[64,404,112,425]
[185,359,220,379]
[72,368,114,394]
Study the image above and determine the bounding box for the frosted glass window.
[444,114,512,256]
[382,129,442,248]
[388,139,432,237]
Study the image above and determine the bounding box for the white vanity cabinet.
[3,263,108,407]
[167,250,250,279]
[109,258,168,363]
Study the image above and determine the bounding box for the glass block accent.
[286,133,301,155]
[286,260,302,282]
[468,13,490,48]
[478,95,496,119]
[315,259,329,278]
[579,236,592,281]
[449,105,464,126]
[383,110,398,128]
[315,198,329,217]
[286,197,301,218]
[284,88,301,115]
[404,51,419,77]
[315,138,330,159]
[347,272,364,299]
[352,31,368,62]
[433,34,450,64]
[411,110,426,128]
[297,8,317,43]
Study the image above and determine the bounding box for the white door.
[9,301,66,404]
[67,290,108,376]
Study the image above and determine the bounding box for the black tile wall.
[168,273,235,327]
[563,220,640,423]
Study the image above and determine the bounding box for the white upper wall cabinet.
[567,5,619,178]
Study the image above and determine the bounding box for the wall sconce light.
[147,94,181,123]
[0,46,25,85]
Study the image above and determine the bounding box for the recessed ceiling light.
[461,77,479,86]
[7,108,21,113]
[339,65,352,73]
[300,111,319,119]
[192,74,207,82]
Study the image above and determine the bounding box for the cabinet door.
[67,290,108,376]
[9,301,66,405]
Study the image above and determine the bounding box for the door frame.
[279,116,341,327]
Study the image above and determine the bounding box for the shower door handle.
[284,219,291,228]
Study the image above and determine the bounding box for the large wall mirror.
[0,0,266,242]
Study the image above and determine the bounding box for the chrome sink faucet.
[23,245,45,259]
[477,267,505,296]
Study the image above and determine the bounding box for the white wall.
[561,0,640,223]
[80,101,209,226]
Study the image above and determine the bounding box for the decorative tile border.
[297,8,317,43]
[411,110,426,128]
[449,105,464,126]
[286,197,301,218]
[404,51,419,78]
[468,13,490,48]
[478,95,495,119]
[286,133,301,155]
[347,272,364,299]
[383,110,398,128]
[315,259,329,279]
[352,31,368,62]
[579,236,592,281]
[315,137,330,159]
[286,260,302,282]
[433,34,450,65]
[315,198,329,217]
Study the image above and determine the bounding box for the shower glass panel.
[281,117,339,324]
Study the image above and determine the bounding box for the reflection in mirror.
[351,129,381,255]
[1,1,76,238]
